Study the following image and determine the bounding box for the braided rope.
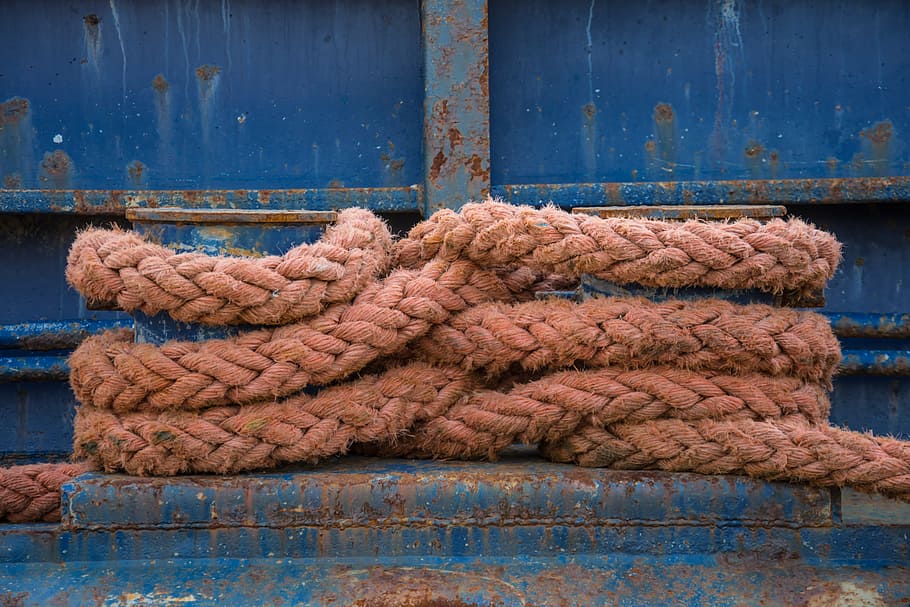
[68,295,839,413]
[540,417,910,501]
[74,363,477,475]
[415,298,840,384]
[0,463,91,523]
[65,208,393,325]
[10,200,898,524]
[72,363,828,476]
[394,201,841,297]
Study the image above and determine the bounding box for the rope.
[0,463,91,523]
[72,364,828,476]
[68,295,839,413]
[9,199,910,524]
[415,298,841,384]
[65,208,394,325]
[394,201,841,297]
[539,417,910,501]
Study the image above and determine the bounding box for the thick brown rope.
[74,363,477,475]
[68,260,548,412]
[539,417,910,501]
[3,201,882,523]
[415,298,840,384]
[0,463,92,523]
[68,296,839,413]
[65,208,394,325]
[394,201,841,297]
[72,363,828,476]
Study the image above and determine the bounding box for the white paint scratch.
[109,0,127,102]
[585,0,596,103]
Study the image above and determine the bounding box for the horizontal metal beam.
[492,176,910,207]
[839,349,910,375]
[63,457,833,531]
[0,355,69,381]
[573,204,787,220]
[0,319,131,350]
[0,187,423,214]
[822,312,910,339]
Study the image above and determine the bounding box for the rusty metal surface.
[0,455,907,603]
[60,455,834,531]
[0,555,907,606]
[839,350,910,376]
[491,177,910,207]
[572,204,787,220]
[825,313,910,339]
[422,0,491,213]
[126,208,338,225]
[0,188,422,214]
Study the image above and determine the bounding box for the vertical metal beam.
[421,0,491,215]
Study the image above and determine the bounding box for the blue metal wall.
[489,0,910,184]
[0,0,423,190]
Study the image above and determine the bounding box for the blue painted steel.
[824,312,910,339]
[491,177,910,207]
[0,457,908,603]
[1,554,908,606]
[0,319,131,349]
[488,1,910,184]
[840,350,910,376]
[60,457,833,530]
[0,215,128,458]
[422,0,490,214]
[128,208,335,256]
[573,203,786,219]
[0,187,423,214]
[0,355,69,381]
[0,0,423,190]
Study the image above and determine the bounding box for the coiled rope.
[8,199,908,526]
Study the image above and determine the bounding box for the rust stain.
[71,189,123,214]
[653,102,674,124]
[82,13,102,68]
[582,103,597,120]
[2,174,21,188]
[126,160,147,187]
[429,151,447,183]
[327,179,345,188]
[0,97,29,127]
[768,150,781,178]
[195,64,221,81]
[152,74,169,93]
[860,120,893,145]
[644,140,656,154]
[38,150,74,188]
[464,154,488,182]
[860,120,893,176]
[744,141,765,158]
[447,127,463,151]
[0,591,29,607]
[652,102,677,166]
[826,157,839,175]
[348,599,484,607]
